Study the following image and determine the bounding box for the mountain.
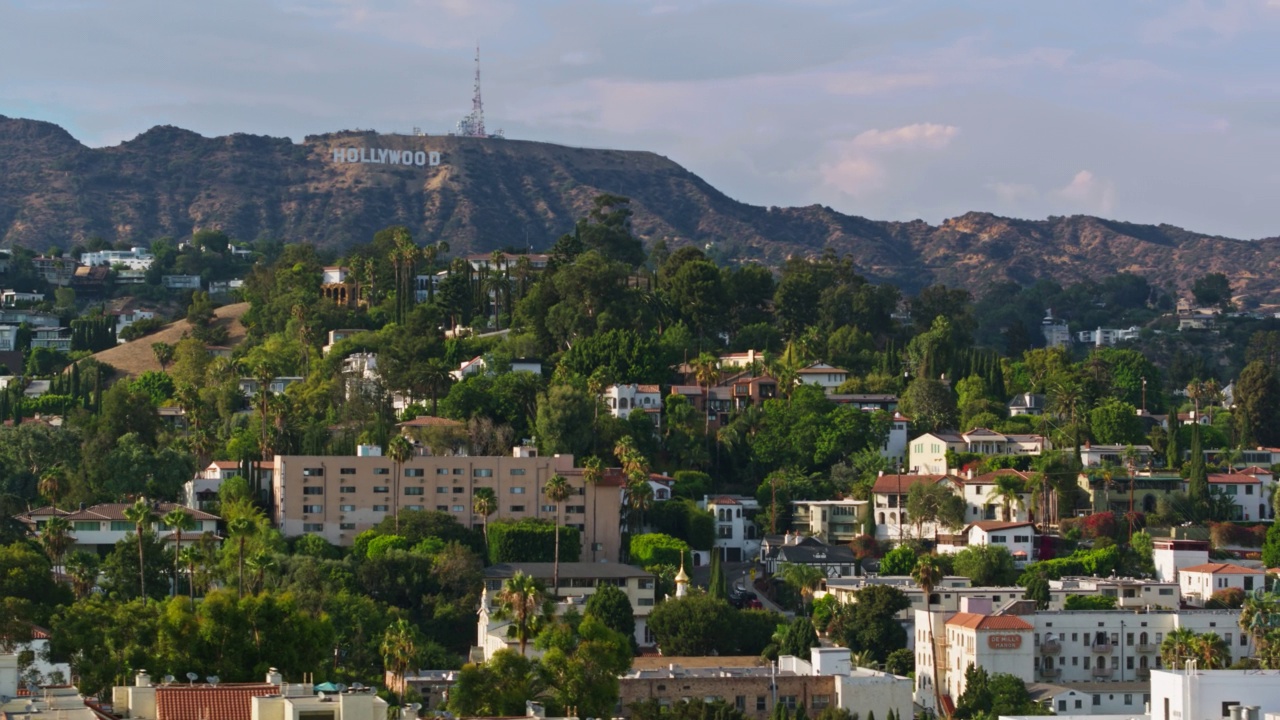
[4,115,1280,304]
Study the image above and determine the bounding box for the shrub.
[1063,594,1117,610]
[629,533,692,569]
[1080,511,1118,540]
[1208,588,1246,609]
[1209,522,1268,549]
[488,519,581,564]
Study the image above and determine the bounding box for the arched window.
[890,512,897,524]
[1139,632,1148,645]
[879,512,885,524]
[1140,655,1149,669]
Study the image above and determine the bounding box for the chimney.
[266,667,283,686]
[966,468,974,480]
[136,670,152,688]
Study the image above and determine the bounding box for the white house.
[959,470,1036,523]
[1197,473,1273,522]
[603,383,663,422]
[114,307,156,339]
[1153,539,1211,583]
[1177,563,1265,607]
[451,355,542,381]
[871,473,962,541]
[881,411,910,461]
[17,503,220,553]
[938,520,1037,566]
[1,290,44,307]
[81,247,154,269]
[1008,393,1046,417]
[185,460,273,510]
[703,494,761,563]
[1080,444,1157,468]
[790,498,867,545]
[909,429,1049,474]
[797,362,850,390]
[1150,669,1280,720]
[161,274,202,290]
[1076,327,1141,347]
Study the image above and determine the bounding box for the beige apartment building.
[271,449,623,560]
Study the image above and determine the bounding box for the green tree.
[494,571,552,655]
[647,594,735,656]
[906,481,966,539]
[38,515,74,570]
[879,545,916,576]
[778,562,825,613]
[1192,273,1233,310]
[900,378,957,433]
[162,508,195,598]
[778,616,819,658]
[1089,398,1145,445]
[123,498,155,605]
[1264,522,1280,569]
[708,552,728,601]
[584,583,636,644]
[535,385,595,456]
[543,473,572,596]
[387,434,413,533]
[227,515,258,599]
[473,486,497,550]
[1235,360,1280,447]
[381,618,424,706]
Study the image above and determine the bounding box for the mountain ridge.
[3,115,1280,304]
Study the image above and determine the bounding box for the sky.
[3,0,1280,239]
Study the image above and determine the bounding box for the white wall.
[1151,669,1280,720]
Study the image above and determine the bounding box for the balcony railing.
[1137,643,1157,653]
[1137,667,1151,679]
[1038,667,1060,678]
[1040,638,1061,654]
[1092,666,1114,678]
[1091,642,1114,654]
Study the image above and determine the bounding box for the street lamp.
[1141,376,1147,414]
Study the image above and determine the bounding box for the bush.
[646,500,715,551]
[1080,511,1118,540]
[1063,594,1117,610]
[1208,588,1246,609]
[630,533,692,569]
[488,519,581,564]
[879,545,916,575]
[1209,522,1268,549]
[1017,546,1121,585]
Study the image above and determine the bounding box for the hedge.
[487,519,581,564]
[629,533,692,569]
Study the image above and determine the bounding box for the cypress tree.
[708,551,728,601]
[1186,422,1208,518]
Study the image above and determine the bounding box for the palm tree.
[473,487,497,551]
[692,352,722,436]
[37,469,68,508]
[778,562,825,612]
[493,571,550,655]
[388,435,413,533]
[162,508,195,598]
[246,549,276,594]
[582,456,605,561]
[985,475,1026,522]
[1161,627,1200,669]
[912,555,945,715]
[64,550,99,599]
[123,498,154,605]
[543,474,572,596]
[39,516,74,570]
[227,515,258,598]
[178,546,200,609]
[1189,632,1230,669]
[1123,444,1141,538]
[381,618,423,705]
[626,474,654,536]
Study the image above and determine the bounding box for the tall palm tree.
[64,550,99,599]
[985,476,1026,522]
[227,515,258,599]
[626,475,654,536]
[543,474,572,596]
[123,498,154,605]
[162,508,196,598]
[778,562,824,612]
[178,546,200,609]
[39,516,74,570]
[381,618,423,705]
[388,435,413,533]
[246,549,276,594]
[582,456,605,561]
[692,352,722,436]
[912,555,946,715]
[37,469,67,508]
[493,571,551,655]
[473,487,497,552]
[1189,632,1230,669]
[1161,627,1200,669]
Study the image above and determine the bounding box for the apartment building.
[1151,669,1280,720]
[270,450,623,559]
[1178,563,1266,607]
[478,562,656,656]
[17,503,220,553]
[790,498,866,545]
[1049,576,1180,610]
[909,429,1049,475]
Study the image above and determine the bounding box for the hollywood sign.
[331,147,441,167]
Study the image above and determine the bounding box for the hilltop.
[91,302,249,378]
[4,115,1280,303]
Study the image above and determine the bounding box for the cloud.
[820,123,959,196]
[1055,170,1116,215]
[989,182,1038,205]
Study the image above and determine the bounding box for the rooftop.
[946,612,1034,630]
[484,562,653,580]
[1179,562,1264,575]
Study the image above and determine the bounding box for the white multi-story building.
[1043,311,1072,348]
[1077,327,1141,347]
[1196,473,1274,522]
[1178,563,1266,607]
[790,498,867,546]
[603,383,663,422]
[882,411,910,461]
[797,362,850,389]
[703,494,761,563]
[957,469,1036,523]
[909,429,1049,474]
[1050,576,1181,609]
[870,472,962,541]
[1151,669,1280,720]
[81,247,154,269]
[1080,444,1157,468]
[937,520,1038,566]
[1,290,44,306]
[114,307,156,339]
[1154,539,1211,583]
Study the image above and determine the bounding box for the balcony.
[1038,667,1060,678]
[1092,666,1114,678]
[1137,643,1157,653]
[1137,667,1151,679]
[1091,642,1114,654]
[1040,638,1061,654]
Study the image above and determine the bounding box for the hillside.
[92,303,249,378]
[5,115,1280,304]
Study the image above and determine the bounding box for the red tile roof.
[1180,563,1264,575]
[1207,473,1261,484]
[19,502,218,523]
[155,684,279,720]
[967,469,1032,485]
[872,474,951,494]
[946,612,1034,630]
[1239,466,1274,476]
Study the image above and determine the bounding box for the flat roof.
[484,562,652,580]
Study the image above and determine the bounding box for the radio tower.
[456,45,487,137]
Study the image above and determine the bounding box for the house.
[790,499,867,545]
[478,562,656,657]
[31,256,77,285]
[937,521,1037,566]
[1152,539,1210,583]
[238,375,304,397]
[828,393,899,412]
[618,648,913,720]
[603,383,663,423]
[0,683,107,719]
[111,668,379,720]
[1078,443,1155,468]
[323,328,370,355]
[3,624,71,686]
[881,411,910,461]
[1,290,44,306]
[1077,471,1181,515]
[797,362,850,390]
[870,473,961,540]
[463,252,550,272]
[450,355,542,381]
[1048,575,1181,609]
[718,349,768,368]
[30,327,72,351]
[774,538,860,579]
[0,325,17,352]
[1076,327,1140,346]
[1151,669,1280,720]
[185,460,274,510]
[1197,472,1273,521]
[16,502,220,553]
[113,306,156,339]
[703,494,761,562]
[908,429,1049,475]
[1177,563,1265,607]
[161,274,202,290]
[80,246,153,269]
[959,470,1036,523]
[1042,310,1071,348]
[1007,393,1046,417]
[761,533,826,574]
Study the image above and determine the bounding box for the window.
[1223,703,1241,717]
[302,522,325,532]
[718,526,734,539]
[1125,695,1133,706]
[303,487,324,495]
[566,505,585,514]
[404,487,424,496]
[1242,634,1249,646]
[436,468,449,475]
[451,505,464,513]
[779,696,797,710]
[511,487,526,494]
[510,505,525,512]
[110,521,132,531]
[373,468,389,475]
[1093,695,1101,707]
[640,579,655,589]
[373,486,389,493]
[812,695,830,710]
[74,521,99,531]
[437,505,449,512]
[757,698,767,711]
[1075,700,1082,710]
[1084,657,1091,670]
[437,487,450,494]
[405,468,424,477]
[1058,701,1067,712]
[373,505,389,512]
[510,468,527,475]
[340,468,357,475]
[405,505,423,511]
[637,598,655,606]
[340,522,355,530]
[541,504,556,513]
[303,505,323,514]
[990,534,1007,543]
[340,486,356,493]
[1159,588,1173,595]
[735,697,746,712]
[474,469,493,478]
[340,504,356,512]
[1014,535,1030,543]
[303,468,324,477]
[1225,633,1233,646]
[454,487,465,494]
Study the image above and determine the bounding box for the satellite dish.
[186,672,198,683]
[351,683,364,690]
[163,675,175,685]
[207,676,220,686]
[336,684,347,692]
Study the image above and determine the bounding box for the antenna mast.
[471,45,485,137]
